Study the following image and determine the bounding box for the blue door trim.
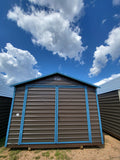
[18,86,28,145]
[85,87,92,143]
[5,87,16,147]
[54,87,58,143]
[96,90,104,144]
[18,85,92,145]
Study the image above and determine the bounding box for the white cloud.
[94,73,120,86]
[0,43,41,85]
[113,0,120,6]
[102,19,106,24]
[29,0,84,20]
[7,3,86,62]
[89,26,120,77]
[113,14,120,19]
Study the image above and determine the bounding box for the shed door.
[21,87,55,143]
[58,88,89,142]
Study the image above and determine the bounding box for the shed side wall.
[99,90,120,139]
[7,87,25,144]
[87,88,101,143]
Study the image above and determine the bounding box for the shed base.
[7,143,103,149]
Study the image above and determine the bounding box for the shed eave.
[10,72,99,88]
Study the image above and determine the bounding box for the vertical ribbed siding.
[22,87,55,143]
[58,88,89,142]
[7,87,25,144]
[99,90,120,139]
[0,96,11,138]
[87,88,101,143]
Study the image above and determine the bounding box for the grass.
[0,155,7,159]
[55,150,70,160]
[0,147,6,154]
[50,156,54,159]
[34,150,41,154]
[35,155,41,160]
[42,151,50,158]
[9,150,21,160]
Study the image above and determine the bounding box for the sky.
[0,0,120,96]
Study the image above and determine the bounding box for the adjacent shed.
[5,73,104,148]
[0,96,12,138]
[98,90,120,140]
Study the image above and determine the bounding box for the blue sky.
[0,0,120,93]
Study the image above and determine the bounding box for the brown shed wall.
[98,90,120,140]
[0,96,11,138]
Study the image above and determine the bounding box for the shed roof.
[11,72,98,88]
[97,76,120,94]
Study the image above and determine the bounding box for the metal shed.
[5,73,104,148]
[98,90,120,140]
[0,96,11,138]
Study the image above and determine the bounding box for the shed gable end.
[26,74,83,86]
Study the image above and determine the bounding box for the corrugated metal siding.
[0,96,11,138]
[99,90,120,139]
[7,87,25,144]
[22,87,55,143]
[28,75,81,86]
[87,88,101,143]
[58,88,89,142]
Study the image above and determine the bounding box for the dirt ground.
[0,133,120,160]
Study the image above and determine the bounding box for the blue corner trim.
[5,87,16,147]
[85,87,92,143]
[54,87,58,143]
[18,86,28,145]
[96,90,104,144]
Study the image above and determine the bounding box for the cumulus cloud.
[0,43,41,85]
[94,73,120,86]
[102,19,106,24]
[7,1,86,62]
[113,14,120,19]
[89,26,120,77]
[28,0,84,20]
[113,0,120,6]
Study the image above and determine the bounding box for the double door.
[19,85,91,145]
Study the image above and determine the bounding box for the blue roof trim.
[10,72,99,88]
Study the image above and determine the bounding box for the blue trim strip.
[54,87,58,143]
[5,87,16,147]
[18,86,28,145]
[96,90,104,144]
[85,87,92,143]
[20,140,91,145]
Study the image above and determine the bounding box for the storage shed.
[0,96,11,138]
[5,73,104,148]
[99,90,120,140]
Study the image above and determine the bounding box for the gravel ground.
[0,133,120,160]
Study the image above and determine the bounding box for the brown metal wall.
[58,88,89,142]
[22,87,55,143]
[0,96,11,138]
[7,87,25,144]
[98,90,120,139]
[87,87,101,143]
[7,74,102,147]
